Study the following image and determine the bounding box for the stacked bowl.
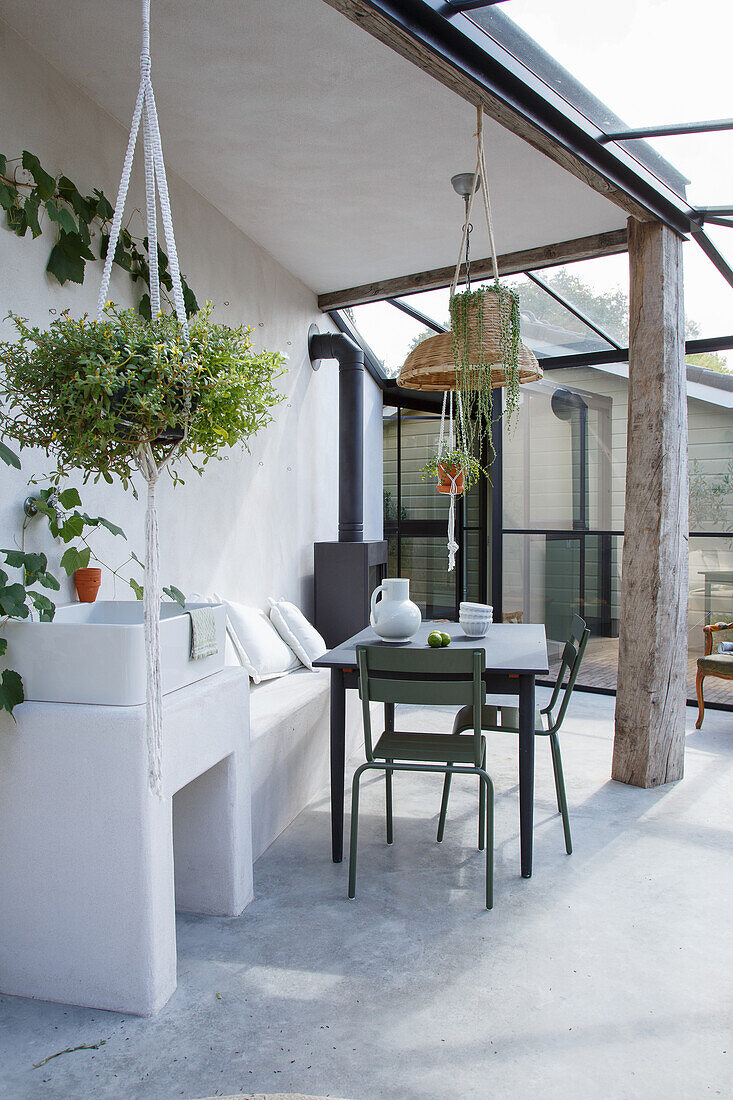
[459,602,493,638]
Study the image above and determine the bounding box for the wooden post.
[613,218,688,787]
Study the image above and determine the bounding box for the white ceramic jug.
[370,578,422,643]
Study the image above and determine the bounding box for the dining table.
[314,619,549,878]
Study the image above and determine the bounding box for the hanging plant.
[421,446,482,495]
[0,303,285,489]
[449,282,521,460]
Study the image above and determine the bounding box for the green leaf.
[28,591,56,621]
[93,189,114,221]
[57,487,82,509]
[59,514,84,542]
[96,517,126,539]
[60,230,95,262]
[59,546,91,575]
[0,439,21,469]
[47,240,84,285]
[0,583,28,617]
[0,669,24,715]
[0,153,6,175]
[2,550,27,569]
[183,280,199,317]
[163,585,186,607]
[45,199,77,235]
[24,194,42,238]
[138,293,151,320]
[38,571,61,591]
[129,577,144,600]
[21,151,55,201]
[0,637,7,657]
[8,205,28,237]
[0,179,16,212]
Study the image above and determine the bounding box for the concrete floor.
[1,691,732,1100]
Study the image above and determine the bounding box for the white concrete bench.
[248,666,363,861]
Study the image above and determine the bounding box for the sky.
[355,0,733,374]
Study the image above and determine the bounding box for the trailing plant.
[421,446,483,491]
[29,486,127,576]
[0,150,198,318]
[449,283,521,461]
[0,302,286,489]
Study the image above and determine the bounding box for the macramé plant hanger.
[398,106,541,572]
[99,0,191,795]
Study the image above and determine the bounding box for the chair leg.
[696,670,706,730]
[348,764,368,899]
[549,733,572,855]
[478,745,487,851]
[385,760,393,845]
[479,770,494,910]
[437,770,452,842]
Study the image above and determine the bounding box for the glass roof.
[337,1,733,379]
[460,1,732,206]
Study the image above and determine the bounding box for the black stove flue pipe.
[308,329,364,542]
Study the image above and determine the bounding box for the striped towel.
[188,606,218,660]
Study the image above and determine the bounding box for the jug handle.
[370,583,385,625]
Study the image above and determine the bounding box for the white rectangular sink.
[4,601,227,705]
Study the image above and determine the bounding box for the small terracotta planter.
[436,463,465,495]
[74,567,102,603]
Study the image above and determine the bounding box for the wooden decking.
[548,635,733,707]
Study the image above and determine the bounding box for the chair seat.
[373,730,483,764]
[697,653,733,676]
[452,703,546,736]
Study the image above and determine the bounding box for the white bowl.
[460,611,492,638]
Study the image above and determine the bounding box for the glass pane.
[399,410,452,522]
[503,374,621,532]
[504,531,623,690]
[462,3,723,198]
[383,405,399,527]
[462,529,484,606]
[347,302,429,379]
[399,537,456,620]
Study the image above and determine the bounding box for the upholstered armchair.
[696,622,733,728]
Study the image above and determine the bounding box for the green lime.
[427,631,443,648]
[440,632,451,647]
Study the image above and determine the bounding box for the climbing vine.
[0,150,198,318]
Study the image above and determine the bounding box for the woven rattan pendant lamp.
[397,108,541,396]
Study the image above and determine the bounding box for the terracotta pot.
[74,567,102,603]
[437,462,464,495]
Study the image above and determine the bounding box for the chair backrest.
[544,614,590,734]
[356,644,486,765]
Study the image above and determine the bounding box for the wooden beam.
[321,0,653,224]
[613,217,688,788]
[318,228,628,311]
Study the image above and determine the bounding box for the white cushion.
[225,601,300,684]
[268,597,327,671]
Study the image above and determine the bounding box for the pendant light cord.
[450,107,500,297]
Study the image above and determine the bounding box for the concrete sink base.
[0,668,252,1016]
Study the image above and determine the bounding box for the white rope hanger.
[99,0,190,795]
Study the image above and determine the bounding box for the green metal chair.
[350,644,495,909]
[437,614,590,856]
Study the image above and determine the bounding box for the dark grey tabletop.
[315,621,549,676]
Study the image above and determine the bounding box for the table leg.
[518,674,535,878]
[705,578,711,625]
[330,667,346,863]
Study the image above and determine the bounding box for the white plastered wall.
[0,20,383,616]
